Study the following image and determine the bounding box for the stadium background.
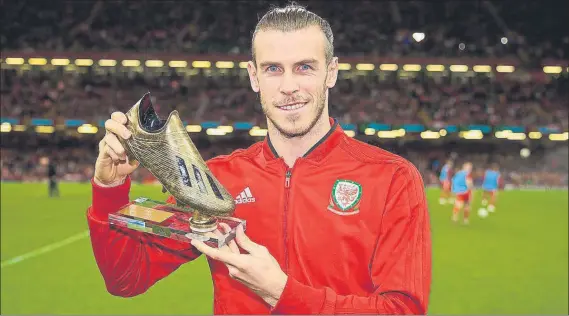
[1,0,567,314]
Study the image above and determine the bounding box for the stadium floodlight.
[206,128,226,136]
[13,125,26,132]
[496,65,515,73]
[51,58,70,66]
[543,66,562,74]
[403,64,421,72]
[495,130,511,138]
[249,128,268,137]
[364,128,376,135]
[75,59,93,66]
[549,132,568,141]
[218,125,234,133]
[395,129,406,137]
[439,129,447,136]
[238,62,249,69]
[528,132,542,139]
[338,63,351,70]
[344,130,356,137]
[169,60,188,68]
[507,133,527,140]
[35,126,55,134]
[186,125,202,133]
[501,37,508,44]
[216,61,235,68]
[122,60,141,67]
[426,65,445,72]
[145,60,164,67]
[98,59,117,67]
[29,58,47,65]
[77,124,98,134]
[356,63,374,71]
[377,131,397,138]
[5,57,25,65]
[1,123,12,133]
[192,61,211,68]
[412,32,425,43]
[473,65,492,73]
[450,65,468,72]
[377,129,405,138]
[420,131,440,139]
[459,130,483,139]
[379,64,398,71]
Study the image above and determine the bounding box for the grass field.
[1,182,567,314]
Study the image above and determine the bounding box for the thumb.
[235,225,261,254]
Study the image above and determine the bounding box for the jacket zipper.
[283,168,292,272]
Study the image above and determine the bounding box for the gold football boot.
[118,93,235,232]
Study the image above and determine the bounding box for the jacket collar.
[262,118,345,165]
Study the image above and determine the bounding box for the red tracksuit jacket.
[87,119,432,314]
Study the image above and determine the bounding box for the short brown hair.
[251,2,334,65]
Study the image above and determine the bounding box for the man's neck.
[268,114,332,168]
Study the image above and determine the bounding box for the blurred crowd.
[2,0,567,189]
[2,68,568,130]
[2,1,567,65]
[2,142,567,188]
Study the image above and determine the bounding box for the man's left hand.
[191,225,288,307]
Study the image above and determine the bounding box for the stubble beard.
[260,81,328,139]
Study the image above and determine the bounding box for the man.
[438,160,453,205]
[47,157,59,197]
[451,162,473,224]
[481,163,501,213]
[87,4,431,314]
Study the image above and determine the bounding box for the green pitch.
[1,182,567,314]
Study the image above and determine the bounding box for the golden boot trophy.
[108,93,244,248]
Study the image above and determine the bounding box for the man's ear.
[247,61,260,93]
[325,57,339,88]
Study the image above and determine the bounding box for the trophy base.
[109,197,245,248]
[189,212,218,233]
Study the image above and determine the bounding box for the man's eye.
[267,66,279,72]
[299,64,312,71]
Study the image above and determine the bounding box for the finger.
[235,225,265,255]
[191,239,245,267]
[211,227,234,253]
[226,264,242,280]
[219,223,240,254]
[105,119,131,139]
[111,112,128,124]
[104,133,127,159]
[104,144,120,162]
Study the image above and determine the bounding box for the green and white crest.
[330,179,362,212]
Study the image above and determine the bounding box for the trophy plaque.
[109,93,245,248]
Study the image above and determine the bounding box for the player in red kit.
[87,4,431,314]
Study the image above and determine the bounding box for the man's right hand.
[94,112,140,187]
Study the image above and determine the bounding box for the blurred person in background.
[439,159,453,205]
[45,156,59,197]
[481,163,502,213]
[451,162,474,225]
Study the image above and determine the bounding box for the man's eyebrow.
[294,58,318,66]
[258,59,319,69]
[258,61,282,69]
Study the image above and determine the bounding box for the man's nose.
[279,73,299,95]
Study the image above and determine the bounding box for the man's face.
[247,26,338,138]
[464,163,473,172]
